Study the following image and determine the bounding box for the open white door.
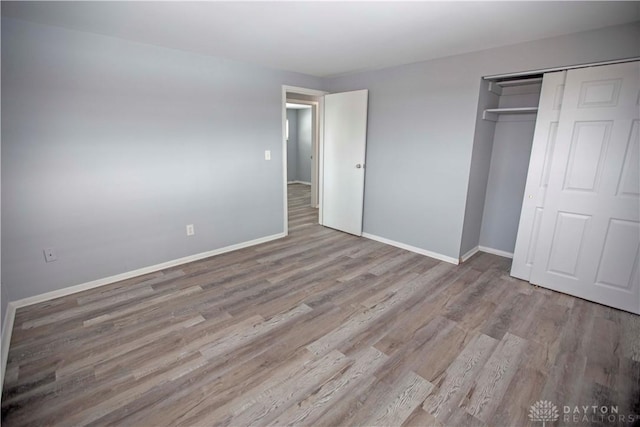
[322,90,368,235]
[511,71,566,280]
[530,62,640,314]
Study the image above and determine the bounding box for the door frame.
[282,85,328,235]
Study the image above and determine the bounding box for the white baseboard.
[362,232,459,265]
[458,245,514,263]
[288,180,311,186]
[1,301,17,392]
[11,232,285,309]
[478,245,514,259]
[460,246,480,263]
[0,231,285,392]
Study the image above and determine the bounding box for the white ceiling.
[3,1,639,77]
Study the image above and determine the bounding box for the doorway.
[282,86,326,234]
[281,86,370,237]
[286,101,316,230]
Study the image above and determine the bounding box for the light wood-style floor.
[2,183,639,426]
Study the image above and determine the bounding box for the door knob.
[356,164,362,169]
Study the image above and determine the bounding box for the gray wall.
[460,79,499,256]
[479,118,537,253]
[325,22,640,260]
[1,17,323,309]
[478,84,541,254]
[296,108,312,183]
[285,107,312,183]
[286,109,299,182]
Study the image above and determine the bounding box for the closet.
[477,76,542,257]
[476,60,639,314]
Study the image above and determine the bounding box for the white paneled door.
[322,90,368,236]
[511,71,566,280]
[530,62,640,314]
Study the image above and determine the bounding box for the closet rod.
[483,57,639,80]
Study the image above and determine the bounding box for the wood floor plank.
[316,376,394,427]
[199,304,312,360]
[422,333,498,423]
[2,183,637,427]
[157,306,349,426]
[374,315,457,385]
[305,265,445,358]
[267,346,388,426]
[414,326,469,384]
[614,357,640,418]
[77,270,185,305]
[583,315,621,388]
[56,315,206,379]
[462,332,527,423]
[481,288,536,340]
[106,348,316,427]
[364,371,434,427]
[120,329,324,426]
[401,405,443,427]
[223,350,350,426]
[360,262,453,309]
[489,340,547,426]
[64,356,209,426]
[83,285,203,326]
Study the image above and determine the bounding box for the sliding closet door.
[511,71,566,280]
[530,61,640,314]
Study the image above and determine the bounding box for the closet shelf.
[483,107,538,121]
[488,77,543,95]
[495,77,543,87]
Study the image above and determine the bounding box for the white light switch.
[265,150,271,160]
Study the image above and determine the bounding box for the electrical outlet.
[43,247,57,263]
[265,150,271,160]
[186,224,195,236]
